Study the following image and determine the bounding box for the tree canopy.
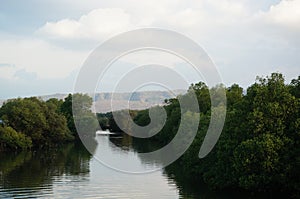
[0,94,96,150]
[132,72,300,196]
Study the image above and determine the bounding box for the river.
[0,133,258,198]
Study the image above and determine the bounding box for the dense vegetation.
[102,73,299,195]
[0,94,95,151]
[1,72,299,196]
[97,110,138,133]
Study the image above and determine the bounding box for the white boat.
[95,130,116,135]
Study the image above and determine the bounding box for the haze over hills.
[0,90,186,113]
[93,90,186,113]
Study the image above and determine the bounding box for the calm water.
[0,133,259,199]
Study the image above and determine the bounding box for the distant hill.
[0,90,186,112]
[93,90,185,113]
[39,93,69,101]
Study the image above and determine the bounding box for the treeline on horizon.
[0,93,96,151]
[99,72,300,196]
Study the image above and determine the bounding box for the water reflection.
[0,133,261,198]
[109,133,133,151]
[107,134,221,198]
[0,143,92,198]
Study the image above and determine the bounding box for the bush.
[0,126,32,150]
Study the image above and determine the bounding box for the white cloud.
[37,8,134,41]
[0,65,16,79]
[162,8,205,28]
[257,0,300,31]
[1,0,299,98]
[0,38,87,79]
[37,1,252,42]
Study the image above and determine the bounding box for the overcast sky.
[0,0,299,99]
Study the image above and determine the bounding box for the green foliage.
[98,110,139,133]
[97,113,110,130]
[0,93,97,150]
[188,82,210,113]
[133,72,300,196]
[61,93,97,139]
[226,84,243,108]
[133,109,150,127]
[233,133,284,189]
[1,72,297,195]
[0,97,48,144]
[290,76,300,98]
[0,97,76,149]
[60,94,76,134]
[0,126,32,150]
[75,114,99,138]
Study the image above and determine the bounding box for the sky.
[0,0,299,99]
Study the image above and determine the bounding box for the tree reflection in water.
[0,142,94,190]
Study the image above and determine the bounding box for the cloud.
[14,69,37,80]
[1,0,299,98]
[0,63,15,68]
[37,1,251,42]
[0,64,16,79]
[257,0,300,31]
[37,8,134,41]
[0,38,87,79]
[0,71,76,99]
